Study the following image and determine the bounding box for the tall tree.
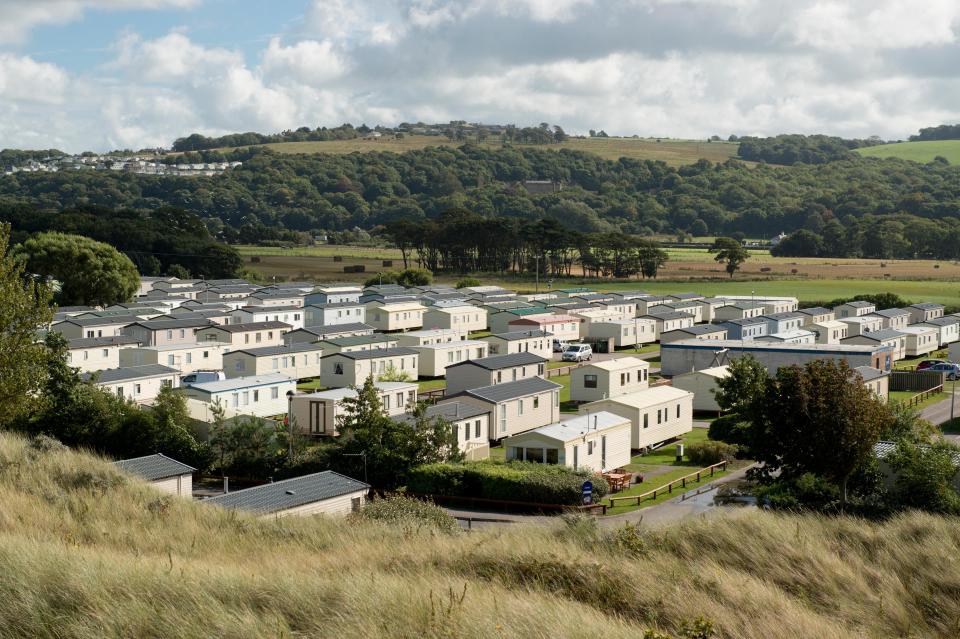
[0,223,53,427]
[710,236,751,278]
[635,239,669,279]
[16,232,139,307]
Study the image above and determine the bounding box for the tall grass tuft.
[2,430,960,638]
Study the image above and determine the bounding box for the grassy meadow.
[238,244,960,306]
[218,135,741,166]
[7,432,960,637]
[856,140,960,164]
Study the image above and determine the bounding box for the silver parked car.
[561,343,593,362]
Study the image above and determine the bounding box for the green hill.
[213,135,740,166]
[856,140,960,163]
[4,430,960,638]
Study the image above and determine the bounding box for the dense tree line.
[735,134,882,165]
[910,124,960,141]
[0,204,243,279]
[172,124,364,151]
[386,213,669,278]
[3,143,960,251]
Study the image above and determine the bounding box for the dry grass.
[3,431,960,638]
[217,136,740,166]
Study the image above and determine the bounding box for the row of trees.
[5,141,960,244]
[710,356,958,514]
[385,213,672,279]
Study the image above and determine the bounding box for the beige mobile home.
[855,366,890,401]
[569,357,650,403]
[713,303,765,321]
[488,308,552,334]
[196,321,291,348]
[320,347,420,388]
[580,386,694,450]
[503,412,632,473]
[288,382,417,436]
[423,304,487,333]
[810,320,849,344]
[908,303,945,324]
[659,301,704,324]
[897,326,939,357]
[182,373,296,418]
[660,325,728,345]
[445,352,547,395]
[695,298,730,323]
[394,401,491,461]
[413,340,489,377]
[204,471,369,518]
[839,316,883,337]
[114,454,194,497]
[244,291,305,308]
[570,308,635,327]
[121,318,214,346]
[834,300,875,318]
[670,366,730,412]
[223,343,324,380]
[394,328,467,346]
[67,336,140,373]
[282,323,374,345]
[52,316,134,339]
[365,300,426,332]
[797,307,835,326]
[83,364,179,404]
[872,308,911,330]
[482,330,553,359]
[303,302,366,327]
[640,311,695,339]
[229,305,305,330]
[918,317,960,347]
[120,343,227,375]
[448,376,562,440]
[586,319,657,347]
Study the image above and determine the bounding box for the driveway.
[921,389,960,426]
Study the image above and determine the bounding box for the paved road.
[921,390,959,426]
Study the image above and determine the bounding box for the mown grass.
[602,466,731,516]
[6,432,960,637]
[856,140,960,164]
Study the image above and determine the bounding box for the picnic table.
[603,472,632,492]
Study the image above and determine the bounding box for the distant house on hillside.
[520,180,563,194]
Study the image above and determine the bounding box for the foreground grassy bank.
[4,432,960,638]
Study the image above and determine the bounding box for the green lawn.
[623,343,661,355]
[625,428,711,470]
[548,373,578,413]
[297,378,325,392]
[856,140,960,164]
[603,466,731,516]
[889,389,947,410]
[417,378,447,392]
[547,361,571,370]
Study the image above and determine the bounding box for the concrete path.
[921,390,959,426]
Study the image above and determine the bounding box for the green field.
[218,135,741,166]
[856,140,960,164]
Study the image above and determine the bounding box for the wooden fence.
[904,384,944,408]
[607,461,729,507]
[406,491,607,515]
[891,370,946,392]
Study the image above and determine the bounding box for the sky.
[3,0,960,152]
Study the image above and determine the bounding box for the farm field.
[217,135,741,166]
[856,140,960,164]
[238,244,960,306]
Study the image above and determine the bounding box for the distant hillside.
[856,140,960,164]
[4,430,960,638]
[211,135,740,166]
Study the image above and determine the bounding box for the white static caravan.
[229,306,305,330]
[365,301,426,332]
[204,471,369,519]
[670,366,730,412]
[580,386,694,451]
[394,328,467,346]
[114,453,195,498]
[83,364,179,404]
[413,340,490,377]
[896,327,939,357]
[67,336,141,374]
[222,343,324,380]
[423,304,488,333]
[481,330,553,359]
[586,319,657,347]
[120,343,227,375]
[503,412,632,473]
[394,401,491,461]
[303,302,367,327]
[183,373,296,418]
[287,382,418,437]
[569,357,651,403]
[320,348,420,388]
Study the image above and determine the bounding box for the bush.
[455,277,481,289]
[352,494,460,534]
[407,461,608,506]
[707,413,751,447]
[686,440,739,465]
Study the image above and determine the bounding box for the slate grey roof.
[920,317,960,326]
[228,342,324,357]
[873,308,910,318]
[68,336,140,348]
[83,364,178,383]
[57,316,135,327]
[797,306,833,316]
[129,318,215,330]
[205,471,368,515]
[304,301,364,309]
[318,333,396,347]
[394,401,490,426]
[763,311,804,321]
[663,325,727,336]
[201,321,291,333]
[487,329,553,341]
[237,304,304,313]
[461,377,562,403]
[56,305,97,313]
[716,317,765,326]
[854,366,888,382]
[841,300,875,308]
[447,352,546,370]
[643,311,693,321]
[334,347,418,360]
[291,323,374,338]
[911,303,945,310]
[845,328,907,341]
[114,453,195,481]
[248,290,305,299]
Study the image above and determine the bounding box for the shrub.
[455,277,481,289]
[686,440,739,465]
[407,461,608,506]
[707,413,751,447]
[352,494,460,534]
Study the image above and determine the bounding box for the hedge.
[406,461,609,506]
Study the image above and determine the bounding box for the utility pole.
[534,254,540,293]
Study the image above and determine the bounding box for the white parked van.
[561,344,593,362]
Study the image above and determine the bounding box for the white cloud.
[261,38,348,85]
[0,53,68,102]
